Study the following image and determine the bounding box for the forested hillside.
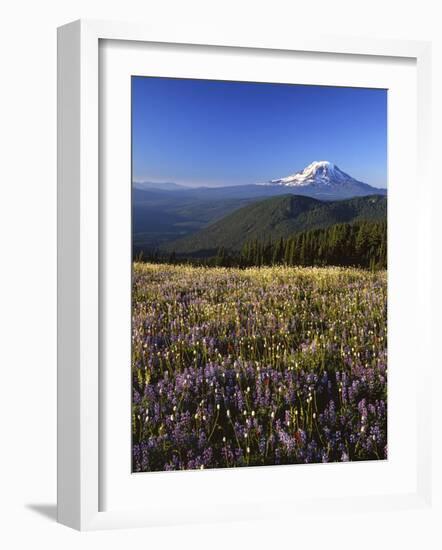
[139,219,387,270]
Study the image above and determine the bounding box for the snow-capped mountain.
[267,161,359,187]
[261,161,386,199]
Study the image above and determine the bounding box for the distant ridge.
[133,181,189,192]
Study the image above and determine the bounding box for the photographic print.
[131,77,387,472]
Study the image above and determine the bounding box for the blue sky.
[132,77,387,188]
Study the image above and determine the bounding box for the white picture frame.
[57,19,433,531]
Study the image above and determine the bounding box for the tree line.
[135,220,387,271]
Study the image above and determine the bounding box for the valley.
[133,161,387,262]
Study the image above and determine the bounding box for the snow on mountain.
[263,161,369,188]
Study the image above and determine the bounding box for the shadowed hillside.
[163,194,387,256]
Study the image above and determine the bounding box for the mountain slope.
[165,194,387,255]
[261,160,385,199]
[132,162,386,251]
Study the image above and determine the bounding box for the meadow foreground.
[132,263,387,472]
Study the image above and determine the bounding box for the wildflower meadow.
[132,263,387,472]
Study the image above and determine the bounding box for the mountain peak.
[298,160,338,182]
[305,160,335,170]
[263,160,369,190]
